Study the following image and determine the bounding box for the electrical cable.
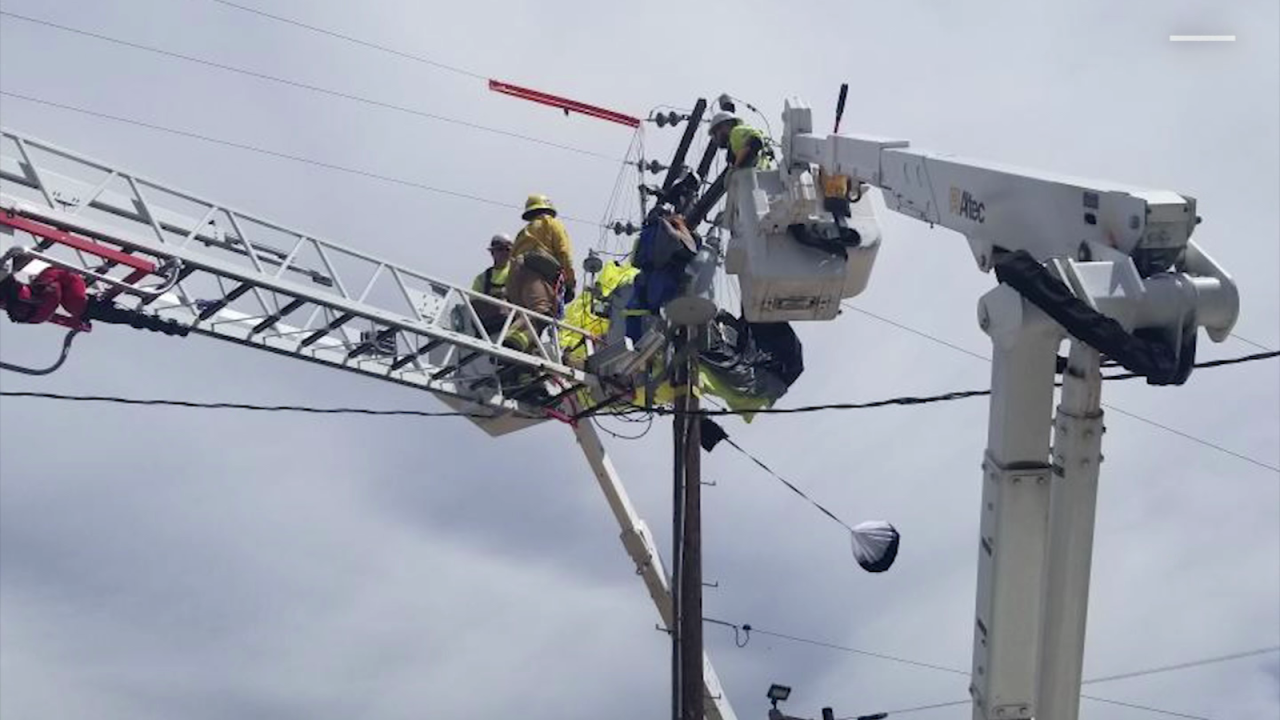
[0,11,619,162]
[834,696,1212,720]
[0,92,604,228]
[600,348,1278,419]
[701,614,1269,712]
[1083,646,1280,685]
[717,435,857,534]
[841,304,991,362]
[1077,696,1210,720]
[837,301,1280,474]
[10,349,1274,469]
[206,0,489,81]
[592,414,654,441]
[697,617,1272,719]
[0,391,497,418]
[837,698,970,717]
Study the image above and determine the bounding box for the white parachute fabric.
[850,520,900,573]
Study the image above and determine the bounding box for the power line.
[1079,695,1210,720]
[1226,332,1276,353]
[6,348,1276,471]
[1083,646,1280,685]
[840,696,1211,720]
[206,0,488,81]
[0,391,497,418]
[838,302,1280,474]
[841,304,990,362]
[733,624,966,676]
[835,699,970,718]
[707,618,1278,687]
[600,349,1277,416]
[0,11,618,162]
[1099,402,1279,473]
[0,92,602,227]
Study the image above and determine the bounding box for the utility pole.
[670,324,706,720]
[671,325,686,720]
[680,325,704,720]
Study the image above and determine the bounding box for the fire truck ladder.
[0,127,739,720]
[0,128,602,436]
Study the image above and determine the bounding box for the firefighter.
[708,111,769,169]
[505,194,576,343]
[471,233,512,336]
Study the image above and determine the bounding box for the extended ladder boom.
[0,128,600,436]
[0,127,740,719]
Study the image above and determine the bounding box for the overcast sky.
[1,1,1277,719]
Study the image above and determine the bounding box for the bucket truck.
[713,96,1239,720]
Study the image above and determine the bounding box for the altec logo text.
[950,187,985,223]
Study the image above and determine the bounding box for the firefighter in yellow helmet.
[506,194,576,340]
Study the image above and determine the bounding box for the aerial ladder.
[0,127,739,720]
[2,80,1242,720]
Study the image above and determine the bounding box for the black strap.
[992,250,1189,385]
[481,267,502,295]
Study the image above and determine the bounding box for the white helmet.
[707,111,739,136]
[488,233,513,250]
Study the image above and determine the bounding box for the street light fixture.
[767,684,792,709]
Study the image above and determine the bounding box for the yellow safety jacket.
[728,125,771,169]
[471,263,509,298]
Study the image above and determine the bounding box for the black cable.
[609,350,1278,418]
[0,92,603,228]
[602,351,1280,474]
[0,11,618,162]
[0,391,498,418]
[839,300,1280,474]
[591,415,654,441]
[7,348,1275,438]
[719,436,855,534]
[206,0,489,81]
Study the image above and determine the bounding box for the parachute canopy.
[850,521,900,573]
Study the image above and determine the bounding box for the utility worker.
[506,194,576,341]
[470,233,512,335]
[708,111,770,170]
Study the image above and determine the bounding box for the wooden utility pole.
[680,326,704,720]
[671,326,705,720]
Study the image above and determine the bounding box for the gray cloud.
[2,0,1277,718]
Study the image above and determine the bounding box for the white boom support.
[722,97,1241,720]
[0,127,739,719]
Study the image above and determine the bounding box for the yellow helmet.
[522,194,557,220]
